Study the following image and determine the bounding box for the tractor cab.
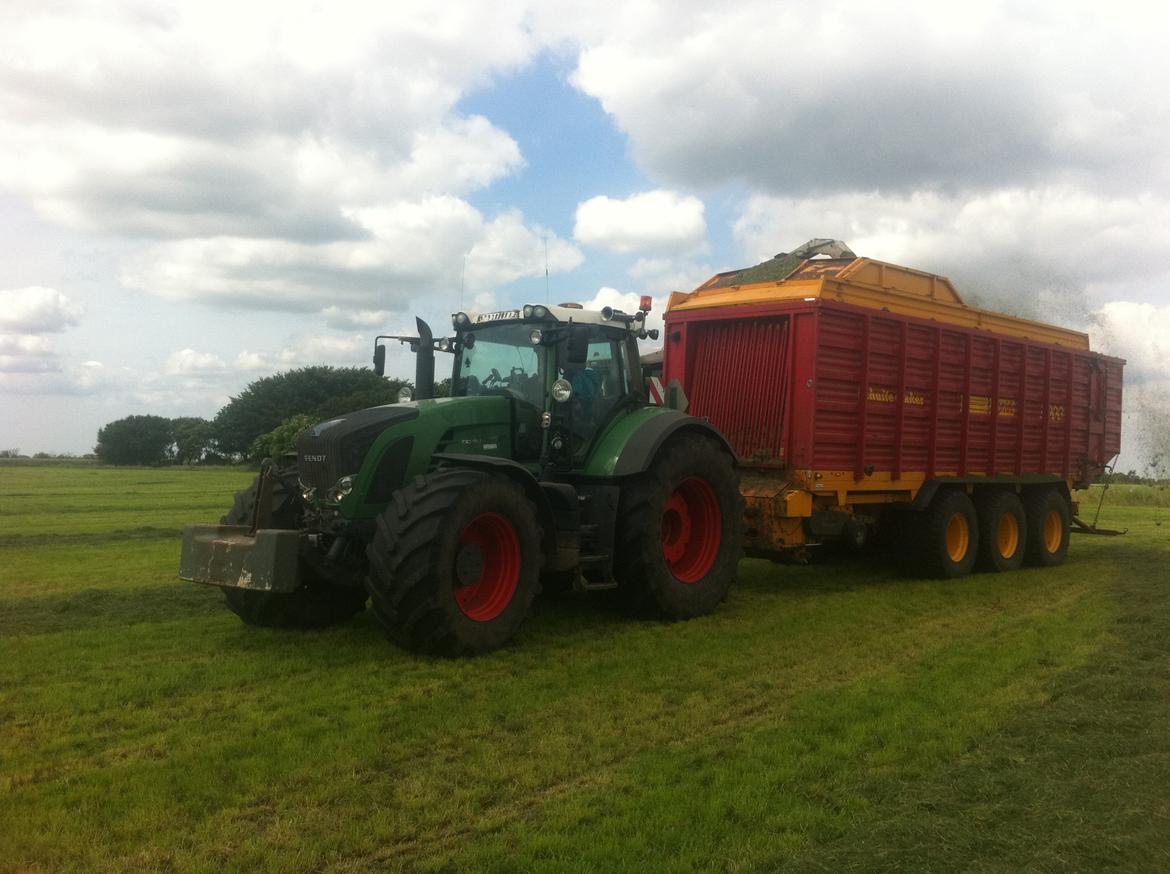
[445,301,659,469]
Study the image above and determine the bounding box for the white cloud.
[627,257,714,295]
[467,210,584,289]
[165,348,226,376]
[574,190,707,255]
[0,334,58,374]
[734,187,1170,323]
[567,1,1170,196]
[0,359,119,395]
[254,334,372,370]
[120,199,581,311]
[1090,302,1170,385]
[581,286,667,339]
[0,0,550,320]
[322,306,394,330]
[0,286,83,333]
[0,2,535,233]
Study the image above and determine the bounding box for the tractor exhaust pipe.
[414,317,434,400]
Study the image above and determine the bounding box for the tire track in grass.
[330,586,1113,874]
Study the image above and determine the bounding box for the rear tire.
[219,473,368,629]
[364,470,542,655]
[975,491,1027,573]
[1023,488,1071,567]
[608,434,743,618]
[908,489,979,579]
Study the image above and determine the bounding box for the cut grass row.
[1,466,1168,872]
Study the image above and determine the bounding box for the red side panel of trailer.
[664,299,1123,488]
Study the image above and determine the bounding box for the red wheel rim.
[661,476,722,583]
[454,512,521,621]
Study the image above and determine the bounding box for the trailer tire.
[606,434,743,618]
[219,475,368,628]
[365,469,542,655]
[909,489,979,579]
[974,491,1027,573]
[1023,488,1071,568]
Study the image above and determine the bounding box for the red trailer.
[663,241,1124,577]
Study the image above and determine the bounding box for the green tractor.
[180,300,743,655]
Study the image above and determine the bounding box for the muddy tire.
[364,469,542,655]
[219,473,368,628]
[606,434,743,618]
[1023,488,1071,568]
[908,489,979,579]
[974,490,1027,573]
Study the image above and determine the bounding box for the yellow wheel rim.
[946,512,970,563]
[1043,509,1063,553]
[996,512,1020,559]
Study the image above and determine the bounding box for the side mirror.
[568,329,589,365]
[373,343,386,376]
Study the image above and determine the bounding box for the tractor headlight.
[327,475,354,503]
[530,328,543,345]
[439,337,451,352]
[533,305,549,319]
[398,386,413,403]
[523,305,534,319]
[552,378,572,403]
[453,312,471,328]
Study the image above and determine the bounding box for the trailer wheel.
[219,475,368,628]
[1022,488,1071,567]
[364,469,541,655]
[910,489,979,578]
[608,434,743,618]
[974,491,1027,573]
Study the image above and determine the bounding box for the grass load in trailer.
[662,239,1125,576]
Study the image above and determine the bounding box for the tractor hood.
[298,395,516,516]
[296,404,419,498]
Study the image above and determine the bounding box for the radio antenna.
[543,236,550,303]
[460,254,466,310]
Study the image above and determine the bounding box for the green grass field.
[2,465,1169,873]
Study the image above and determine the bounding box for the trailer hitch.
[1070,515,1127,536]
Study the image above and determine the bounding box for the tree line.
[94,366,417,466]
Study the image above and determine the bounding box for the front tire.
[364,470,542,655]
[219,472,368,629]
[610,434,743,618]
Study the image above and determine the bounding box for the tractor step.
[574,554,617,591]
[574,578,618,592]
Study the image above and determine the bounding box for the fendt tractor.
[181,299,744,654]
[180,239,1125,655]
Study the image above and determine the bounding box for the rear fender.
[610,410,733,477]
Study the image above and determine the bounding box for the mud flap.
[179,524,302,592]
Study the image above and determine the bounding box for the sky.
[1,0,1168,470]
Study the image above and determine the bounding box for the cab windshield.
[454,323,545,406]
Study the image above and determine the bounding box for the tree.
[171,416,215,464]
[213,366,408,456]
[95,415,173,465]
[249,414,316,461]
